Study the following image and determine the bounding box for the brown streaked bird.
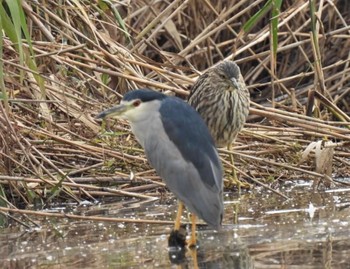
[188,61,250,187]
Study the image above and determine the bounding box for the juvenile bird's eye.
[133,100,141,107]
[219,73,226,79]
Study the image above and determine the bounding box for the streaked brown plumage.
[188,61,250,148]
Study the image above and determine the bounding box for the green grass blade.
[15,0,34,55]
[0,5,9,112]
[271,0,283,56]
[2,1,43,89]
[242,0,273,34]
[100,0,132,45]
[309,0,316,35]
[4,0,25,81]
[0,5,17,42]
[0,185,8,227]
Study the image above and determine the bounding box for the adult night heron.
[96,89,223,246]
[188,61,250,188]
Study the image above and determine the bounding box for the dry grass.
[0,0,350,212]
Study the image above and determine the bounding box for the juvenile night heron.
[188,61,250,188]
[96,89,223,246]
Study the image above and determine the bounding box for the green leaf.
[14,0,34,54]
[1,1,43,92]
[48,176,66,201]
[271,0,283,56]
[47,174,75,202]
[0,184,7,208]
[0,5,17,42]
[0,5,8,111]
[98,0,109,12]
[26,49,45,91]
[309,0,316,34]
[101,73,110,85]
[25,188,39,203]
[0,185,9,226]
[101,0,132,45]
[4,0,25,80]
[242,0,273,34]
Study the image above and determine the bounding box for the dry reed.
[0,0,349,225]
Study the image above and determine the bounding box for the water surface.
[1,181,350,268]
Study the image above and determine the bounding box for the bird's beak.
[95,103,129,120]
[230,77,240,89]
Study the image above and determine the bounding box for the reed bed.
[0,0,349,223]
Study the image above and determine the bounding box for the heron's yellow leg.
[189,248,199,269]
[174,201,184,230]
[226,144,250,190]
[187,214,197,247]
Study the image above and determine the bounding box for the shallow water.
[1,181,350,268]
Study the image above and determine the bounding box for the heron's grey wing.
[142,97,223,228]
[144,127,223,229]
[160,97,222,191]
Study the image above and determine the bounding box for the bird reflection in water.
[168,226,198,268]
[168,227,255,269]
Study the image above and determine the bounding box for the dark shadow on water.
[2,182,350,268]
[168,225,187,264]
[167,224,254,269]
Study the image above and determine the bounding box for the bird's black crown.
[123,89,167,102]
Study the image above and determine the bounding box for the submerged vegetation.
[0,0,349,223]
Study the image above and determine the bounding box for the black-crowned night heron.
[96,89,223,246]
[188,61,250,188]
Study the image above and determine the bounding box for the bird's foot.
[186,236,198,249]
[224,172,251,190]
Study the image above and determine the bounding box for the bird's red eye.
[133,100,141,107]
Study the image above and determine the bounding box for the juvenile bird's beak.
[95,103,128,119]
[230,77,240,89]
